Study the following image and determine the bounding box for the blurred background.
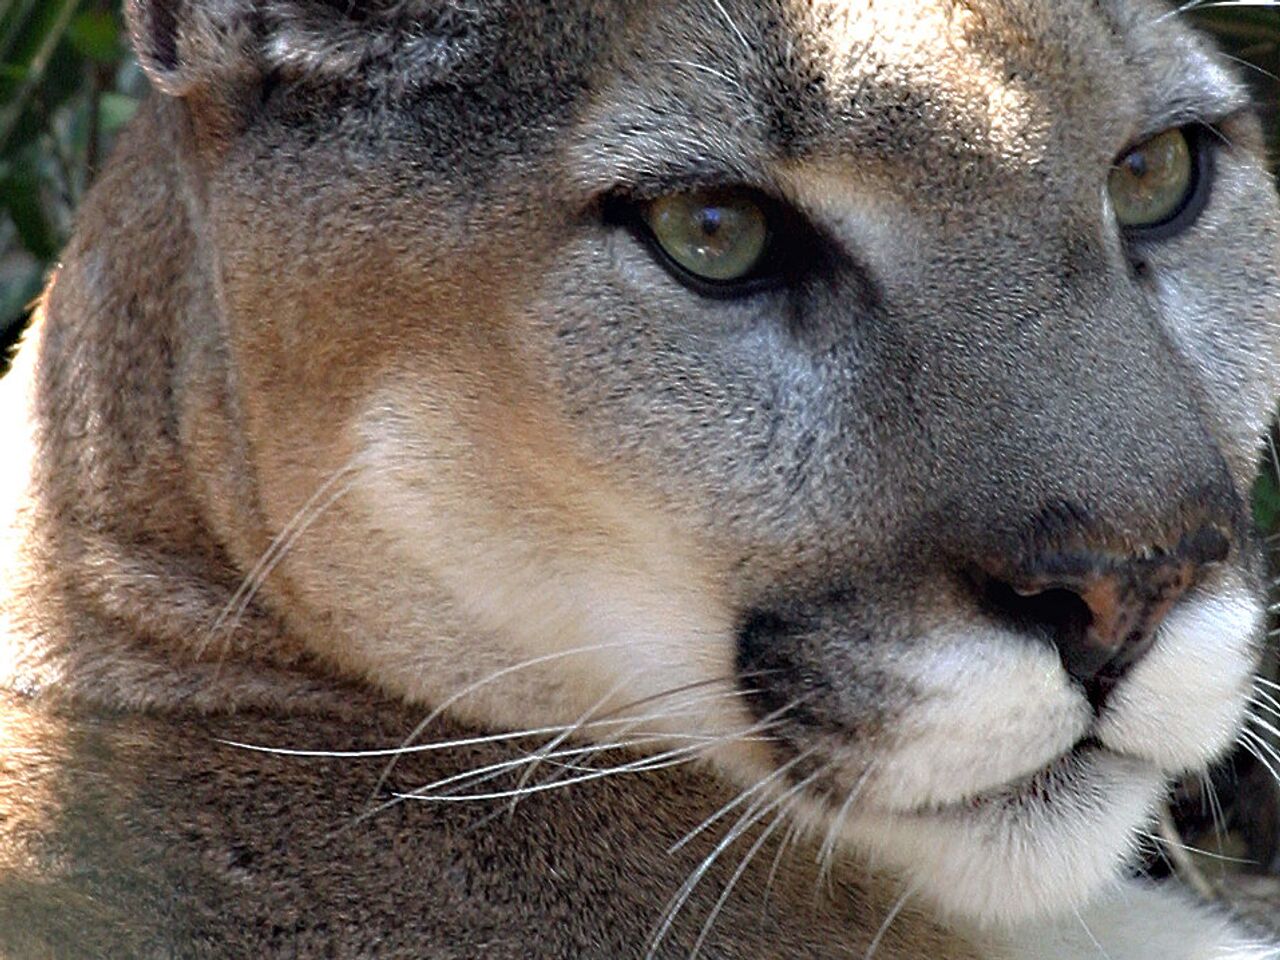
[1,0,143,336]
[0,0,1279,910]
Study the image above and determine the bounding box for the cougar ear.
[124,0,257,98]
[126,0,493,100]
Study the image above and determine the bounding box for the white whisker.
[1157,0,1278,24]
[217,697,747,760]
[1214,49,1280,86]
[655,58,744,91]
[1251,684,1280,717]
[646,762,828,960]
[1071,903,1115,960]
[1245,708,1280,741]
[1197,771,1229,855]
[395,713,790,807]
[864,880,920,960]
[817,758,877,898]
[393,741,717,803]
[202,456,366,657]
[397,737,678,799]
[688,794,800,960]
[708,0,752,57]
[1137,829,1256,866]
[507,673,654,813]
[760,817,804,922]
[371,640,634,797]
[668,719,815,855]
[1238,729,1280,787]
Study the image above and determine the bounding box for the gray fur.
[3,1,1280,957]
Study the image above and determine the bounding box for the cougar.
[3,0,1280,956]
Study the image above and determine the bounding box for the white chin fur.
[847,750,1166,926]
[997,880,1280,960]
[863,629,1089,810]
[834,582,1265,927]
[1095,590,1262,771]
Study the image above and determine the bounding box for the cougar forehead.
[159,0,1280,926]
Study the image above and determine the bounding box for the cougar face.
[130,0,1280,927]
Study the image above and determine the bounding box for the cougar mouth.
[729,582,1262,924]
[899,737,1119,817]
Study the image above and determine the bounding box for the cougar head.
[116,0,1280,926]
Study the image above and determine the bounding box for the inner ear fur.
[125,0,494,99]
[124,0,259,97]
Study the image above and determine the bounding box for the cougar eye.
[1108,126,1209,238]
[644,189,770,286]
[604,184,833,298]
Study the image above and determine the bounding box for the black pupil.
[1124,151,1148,178]
[699,207,723,237]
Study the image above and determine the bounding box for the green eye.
[645,190,769,284]
[1108,128,1198,231]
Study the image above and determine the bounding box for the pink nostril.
[974,525,1229,708]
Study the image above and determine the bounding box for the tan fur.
[4,0,1280,956]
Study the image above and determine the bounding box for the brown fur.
[4,0,1280,956]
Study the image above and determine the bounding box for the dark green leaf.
[0,168,61,260]
[67,9,121,63]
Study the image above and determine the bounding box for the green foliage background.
[0,1,1279,525]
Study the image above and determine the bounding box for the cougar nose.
[975,526,1229,707]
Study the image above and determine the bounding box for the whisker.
[1152,805,1220,899]
[529,696,771,776]
[760,817,804,923]
[1137,829,1256,866]
[654,58,744,91]
[509,670,778,803]
[1243,725,1280,770]
[1238,729,1280,787]
[1250,684,1280,718]
[507,673,655,813]
[1154,0,1205,23]
[220,724,595,759]
[1250,699,1280,727]
[354,674,778,830]
[688,795,800,960]
[1245,708,1280,741]
[371,640,635,798]
[668,710,815,855]
[1156,0,1279,24]
[394,712,792,808]
[1197,770,1229,856]
[346,717,768,831]
[202,457,365,656]
[864,880,920,960]
[1070,903,1115,960]
[708,0,752,57]
[393,741,720,803]
[646,761,828,960]
[1214,49,1280,86]
[816,758,877,899]
[395,737,684,800]
[529,684,762,789]
[218,697,748,760]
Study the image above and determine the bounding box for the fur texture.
[2,0,1280,956]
